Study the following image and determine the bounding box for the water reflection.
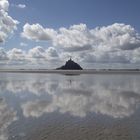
[0,73,140,119]
[0,98,17,140]
[22,87,140,118]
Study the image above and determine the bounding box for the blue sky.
[9,0,140,28]
[0,0,140,68]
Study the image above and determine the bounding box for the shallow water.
[0,73,140,140]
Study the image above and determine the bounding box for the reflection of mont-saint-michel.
[56,58,83,70]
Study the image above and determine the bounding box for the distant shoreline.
[0,69,140,74]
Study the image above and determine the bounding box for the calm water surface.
[0,73,140,140]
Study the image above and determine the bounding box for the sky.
[0,0,140,69]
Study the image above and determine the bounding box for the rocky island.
[56,58,83,70]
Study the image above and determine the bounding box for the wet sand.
[24,115,136,140]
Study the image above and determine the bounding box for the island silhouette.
[56,58,83,70]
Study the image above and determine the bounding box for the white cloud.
[27,46,60,65]
[28,46,46,60]
[55,23,140,52]
[1,22,140,67]
[11,3,26,9]
[0,46,60,66]
[7,48,26,63]
[0,0,19,42]
[21,23,57,41]
[90,23,140,51]
[21,23,140,52]
[79,50,131,63]
[0,46,139,68]
[46,47,58,58]
[53,24,92,52]
[0,0,9,11]
[20,23,140,66]
[131,48,140,63]
[16,4,26,9]
[0,47,8,60]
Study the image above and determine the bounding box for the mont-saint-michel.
[56,58,83,70]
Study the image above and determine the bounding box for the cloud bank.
[1,22,140,68]
[0,46,59,66]
[21,23,140,52]
[0,1,140,68]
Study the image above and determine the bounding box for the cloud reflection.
[22,88,140,118]
[1,74,140,118]
[0,98,17,140]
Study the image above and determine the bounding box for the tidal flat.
[0,72,140,140]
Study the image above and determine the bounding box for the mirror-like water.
[0,73,140,140]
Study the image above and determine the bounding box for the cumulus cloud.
[79,50,131,64]
[56,23,140,63]
[0,46,60,66]
[1,21,140,66]
[0,0,9,11]
[53,24,93,51]
[26,46,58,64]
[0,47,8,60]
[21,23,140,52]
[90,23,140,51]
[21,23,57,41]
[13,4,26,9]
[7,48,27,65]
[28,46,46,59]
[46,47,58,57]
[131,48,140,63]
[0,0,19,42]
[20,23,140,66]
[18,4,26,8]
